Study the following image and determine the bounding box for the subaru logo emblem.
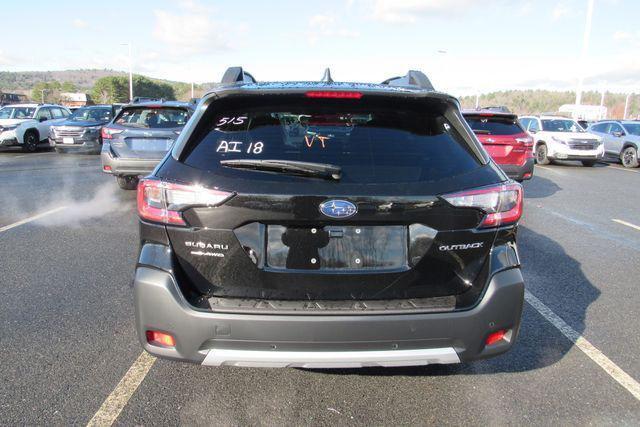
[319,199,357,219]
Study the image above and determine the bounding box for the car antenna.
[321,68,334,84]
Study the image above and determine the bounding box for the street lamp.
[121,42,133,102]
[574,0,595,116]
[624,93,634,120]
[40,89,49,103]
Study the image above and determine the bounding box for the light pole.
[624,93,633,120]
[574,0,595,116]
[599,88,606,119]
[191,82,195,99]
[121,42,133,102]
[40,89,48,103]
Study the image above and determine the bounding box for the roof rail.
[221,67,256,85]
[381,70,434,91]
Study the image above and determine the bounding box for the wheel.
[621,146,639,168]
[116,175,139,190]
[54,147,66,154]
[22,131,39,152]
[535,144,550,165]
[581,160,597,167]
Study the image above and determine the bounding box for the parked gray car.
[101,101,194,189]
[588,120,640,168]
[50,105,118,154]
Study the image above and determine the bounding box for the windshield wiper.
[220,159,342,180]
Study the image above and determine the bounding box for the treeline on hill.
[459,90,638,119]
[30,75,185,104]
[1,70,212,104]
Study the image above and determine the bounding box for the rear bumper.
[134,266,524,367]
[101,150,161,176]
[499,158,534,181]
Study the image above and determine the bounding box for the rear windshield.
[115,107,189,129]
[181,103,482,184]
[464,115,524,135]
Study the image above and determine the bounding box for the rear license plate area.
[128,138,171,151]
[266,225,407,270]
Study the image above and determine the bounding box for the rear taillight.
[442,183,523,228]
[306,91,362,99]
[101,127,123,139]
[515,136,533,146]
[137,178,233,226]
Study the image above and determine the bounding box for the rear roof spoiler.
[220,66,435,91]
[221,67,256,85]
[381,70,435,91]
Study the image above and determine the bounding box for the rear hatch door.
[110,106,189,159]
[464,113,529,165]
[162,94,504,301]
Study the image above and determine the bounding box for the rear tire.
[116,175,139,190]
[581,160,597,167]
[535,144,550,165]
[22,131,39,153]
[621,146,639,168]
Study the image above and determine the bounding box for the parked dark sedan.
[101,101,194,189]
[50,105,117,154]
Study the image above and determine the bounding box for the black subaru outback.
[134,67,524,368]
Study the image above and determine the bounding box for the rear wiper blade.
[220,159,341,180]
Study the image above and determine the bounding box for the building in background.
[559,104,607,120]
[59,92,94,108]
[0,92,28,106]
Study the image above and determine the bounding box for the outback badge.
[319,199,357,219]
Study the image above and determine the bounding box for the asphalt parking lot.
[1,150,639,425]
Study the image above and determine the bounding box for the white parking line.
[525,290,640,401]
[0,206,67,233]
[612,219,640,232]
[608,166,640,174]
[86,352,156,427]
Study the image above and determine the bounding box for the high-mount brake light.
[101,127,123,139]
[442,183,523,228]
[137,178,233,226]
[306,91,362,99]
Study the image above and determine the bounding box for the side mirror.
[612,131,624,137]
[529,129,537,134]
[39,116,48,122]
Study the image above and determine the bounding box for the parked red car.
[463,110,534,182]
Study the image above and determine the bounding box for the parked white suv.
[519,115,603,166]
[0,104,71,152]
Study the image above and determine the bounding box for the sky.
[1,0,638,96]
